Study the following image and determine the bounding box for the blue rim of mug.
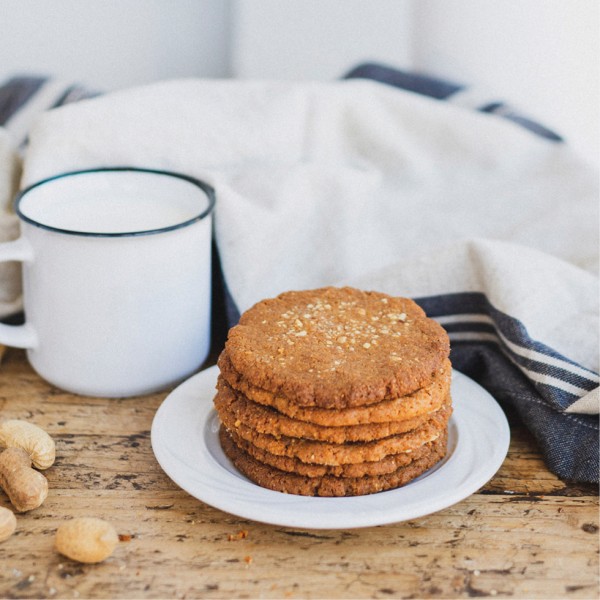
[14,166,216,237]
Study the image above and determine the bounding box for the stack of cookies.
[214,286,452,497]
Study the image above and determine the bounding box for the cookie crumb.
[227,530,248,541]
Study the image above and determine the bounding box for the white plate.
[151,366,510,529]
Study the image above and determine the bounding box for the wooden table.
[0,347,597,599]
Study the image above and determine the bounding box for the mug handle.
[0,237,37,349]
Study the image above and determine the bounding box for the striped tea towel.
[342,63,598,482]
[5,72,600,483]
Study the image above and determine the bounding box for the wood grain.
[0,348,597,599]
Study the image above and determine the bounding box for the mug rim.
[14,166,216,238]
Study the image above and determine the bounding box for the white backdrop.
[231,0,413,81]
[0,0,232,89]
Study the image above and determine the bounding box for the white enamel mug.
[0,167,215,397]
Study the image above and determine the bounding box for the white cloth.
[15,78,600,412]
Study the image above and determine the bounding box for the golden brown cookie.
[217,402,452,466]
[223,287,450,408]
[214,376,449,443]
[219,352,452,426]
[219,426,447,497]
[226,426,448,478]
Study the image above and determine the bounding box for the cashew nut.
[55,517,119,563]
[0,420,55,469]
[0,447,48,512]
[0,506,16,542]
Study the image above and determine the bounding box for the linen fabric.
[0,70,597,482]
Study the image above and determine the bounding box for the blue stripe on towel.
[344,62,563,141]
[344,63,462,99]
[419,292,598,411]
[0,76,46,124]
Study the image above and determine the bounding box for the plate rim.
[151,365,510,529]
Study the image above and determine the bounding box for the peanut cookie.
[224,287,450,408]
[218,352,452,426]
[215,376,449,443]
[218,403,452,466]
[219,426,447,497]
[226,426,448,478]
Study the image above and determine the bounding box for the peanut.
[0,506,16,541]
[0,419,56,469]
[0,447,48,512]
[55,517,119,563]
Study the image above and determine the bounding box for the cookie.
[226,425,448,478]
[215,376,449,443]
[219,352,452,426]
[219,426,447,497]
[224,287,450,408]
[217,402,452,466]
[215,286,452,497]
